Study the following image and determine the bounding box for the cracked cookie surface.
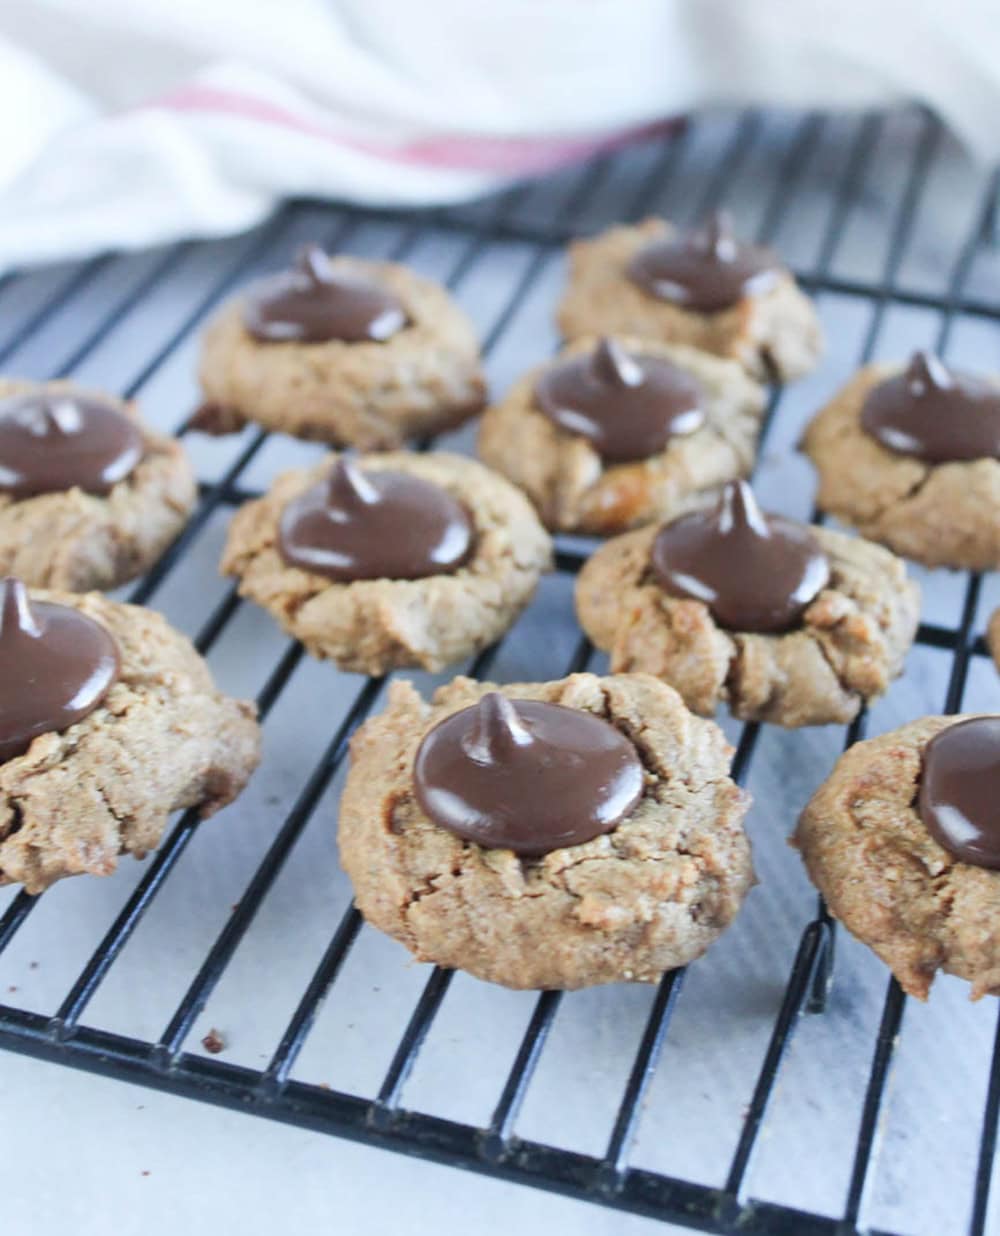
[576,522,919,728]
[803,363,1000,570]
[339,672,754,990]
[196,256,486,449]
[477,336,766,535]
[0,590,260,893]
[0,380,196,591]
[795,716,1000,999]
[221,452,552,675]
[556,220,822,382]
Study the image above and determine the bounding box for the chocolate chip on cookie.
[195,246,486,449]
[339,672,754,989]
[576,481,920,728]
[478,334,766,535]
[556,214,822,382]
[0,380,196,591]
[221,451,551,675]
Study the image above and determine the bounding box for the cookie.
[795,715,1000,999]
[802,352,1000,571]
[989,607,1000,672]
[0,380,196,591]
[577,482,920,728]
[221,451,552,675]
[0,580,260,893]
[556,214,822,382]
[478,334,766,535]
[195,246,486,449]
[338,671,754,990]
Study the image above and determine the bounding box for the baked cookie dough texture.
[556,219,822,383]
[222,452,552,675]
[0,591,260,894]
[197,256,486,449]
[796,716,1000,1000]
[339,672,754,990]
[989,607,1000,673]
[478,336,766,535]
[803,363,1000,571]
[577,522,919,728]
[0,380,196,592]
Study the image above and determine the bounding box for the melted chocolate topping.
[861,352,1000,464]
[626,212,782,313]
[0,391,143,499]
[918,717,1000,868]
[533,338,704,462]
[278,458,473,582]
[650,480,830,633]
[0,578,119,763]
[413,693,644,856]
[243,245,409,344]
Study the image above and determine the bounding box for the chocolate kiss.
[1,577,40,639]
[860,349,1000,464]
[690,211,739,262]
[0,577,120,764]
[533,339,704,463]
[906,350,952,397]
[0,391,143,498]
[626,211,780,313]
[591,338,644,388]
[327,456,380,509]
[412,694,645,856]
[243,245,409,344]
[293,244,399,327]
[297,244,336,286]
[278,460,473,582]
[721,477,767,535]
[34,399,82,437]
[650,480,830,634]
[461,692,532,764]
[919,717,1000,868]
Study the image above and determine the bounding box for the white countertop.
[1,1053,668,1236]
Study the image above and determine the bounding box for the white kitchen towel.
[0,0,997,270]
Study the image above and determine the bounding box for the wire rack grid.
[0,105,999,1236]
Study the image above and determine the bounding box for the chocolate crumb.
[141,1171,151,1178]
[201,1028,226,1054]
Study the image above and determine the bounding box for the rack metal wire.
[0,105,998,1236]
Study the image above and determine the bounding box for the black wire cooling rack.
[1,106,999,1236]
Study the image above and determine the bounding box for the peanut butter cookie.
[195,247,486,449]
[0,380,196,591]
[556,215,822,382]
[802,352,1000,571]
[0,582,260,893]
[795,715,1000,999]
[339,672,754,990]
[577,483,919,727]
[222,452,552,675]
[478,335,765,535]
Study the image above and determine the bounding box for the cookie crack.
[807,627,862,707]
[864,458,934,525]
[91,778,133,854]
[0,797,25,843]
